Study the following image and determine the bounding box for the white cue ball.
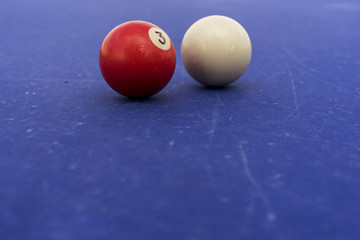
[181,15,252,87]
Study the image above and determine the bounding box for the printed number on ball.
[148,27,171,50]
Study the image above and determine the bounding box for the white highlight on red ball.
[181,15,252,87]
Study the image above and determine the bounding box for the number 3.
[155,31,166,45]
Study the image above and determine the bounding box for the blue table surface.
[1,0,360,239]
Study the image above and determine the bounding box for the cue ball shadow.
[189,81,252,94]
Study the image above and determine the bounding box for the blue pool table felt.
[1,0,360,239]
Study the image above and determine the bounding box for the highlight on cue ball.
[99,21,176,98]
[181,15,252,87]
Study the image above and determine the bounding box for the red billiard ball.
[99,21,176,98]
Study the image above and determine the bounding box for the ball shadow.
[108,92,170,105]
[190,81,253,93]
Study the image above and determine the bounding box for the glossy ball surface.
[99,21,176,97]
[181,15,252,87]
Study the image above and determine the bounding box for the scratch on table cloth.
[316,121,328,136]
[281,39,358,98]
[206,93,223,138]
[284,102,303,123]
[283,56,301,120]
[239,143,276,222]
[82,64,93,80]
[208,103,219,136]
[201,94,224,185]
[281,40,317,73]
